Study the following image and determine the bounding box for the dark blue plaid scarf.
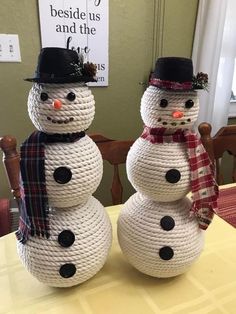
[16,130,85,244]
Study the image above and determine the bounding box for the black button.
[165,169,181,183]
[58,230,75,247]
[59,263,76,278]
[160,216,175,231]
[53,167,72,184]
[159,246,174,260]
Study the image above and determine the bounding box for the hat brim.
[152,86,203,91]
[24,75,97,84]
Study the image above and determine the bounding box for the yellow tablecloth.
[1,186,236,314]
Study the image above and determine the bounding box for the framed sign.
[38,0,109,86]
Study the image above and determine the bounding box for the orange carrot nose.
[53,99,62,110]
[172,111,184,119]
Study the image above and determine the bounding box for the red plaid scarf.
[16,131,85,244]
[141,126,219,230]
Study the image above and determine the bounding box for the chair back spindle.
[199,122,236,185]
[0,136,21,206]
[90,134,133,205]
[198,122,215,163]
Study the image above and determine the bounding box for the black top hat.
[25,47,97,83]
[150,57,208,91]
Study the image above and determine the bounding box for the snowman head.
[28,83,95,133]
[141,57,208,130]
[25,47,97,133]
[141,87,199,129]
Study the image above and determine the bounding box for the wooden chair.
[0,136,21,205]
[89,134,134,205]
[199,122,236,185]
[0,136,20,236]
[0,198,11,236]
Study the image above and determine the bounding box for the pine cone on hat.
[83,62,97,77]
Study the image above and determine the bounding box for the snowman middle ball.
[127,137,191,202]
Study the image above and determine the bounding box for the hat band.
[37,71,77,79]
[150,78,193,90]
[39,72,56,79]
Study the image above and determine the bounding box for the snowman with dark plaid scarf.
[16,48,112,287]
[117,57,218,278]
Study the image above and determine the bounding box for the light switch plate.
[0,34,21,62]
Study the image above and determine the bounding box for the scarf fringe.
[192,210,214,230]
[191,201,216,230]
[16,228,29,244]
[16,227,50,244]
[30,229,50,239]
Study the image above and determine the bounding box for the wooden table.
[1,185,236,314]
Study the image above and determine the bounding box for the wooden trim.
[152,0,165,66]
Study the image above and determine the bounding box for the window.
[229,60,236,117]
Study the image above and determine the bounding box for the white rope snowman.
[16,48,112,287]
[118,57,218,278]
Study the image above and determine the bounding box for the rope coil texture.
[127,137,191,201]
[45,135,103,208]
[17,84,112,287]
[118,193,204,278]
[28,83,95,133]
[140,86,199,129]
[118,86,204,278]
[18,196,112,287]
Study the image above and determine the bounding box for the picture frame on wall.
[38,0,109,86]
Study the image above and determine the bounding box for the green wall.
[0,0,199,205]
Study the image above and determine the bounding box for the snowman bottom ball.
[117,193,204,278]
[17,196,112,288]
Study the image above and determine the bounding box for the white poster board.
[38,0,109,86]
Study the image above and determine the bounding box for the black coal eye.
[160,99,168,108]
[67,92,76,101]
[185,99,194,108]
[40,92,48,101]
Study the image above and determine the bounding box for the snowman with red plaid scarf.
[118,57,218,278]
[16,48,112,287]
